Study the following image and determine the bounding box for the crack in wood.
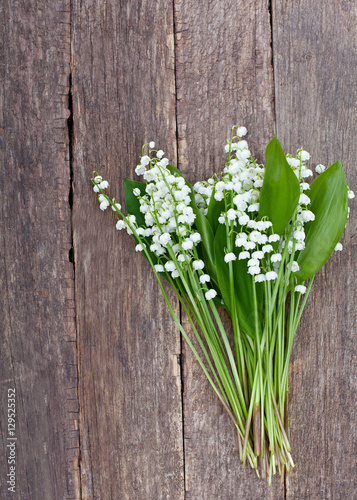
[67,10,83,495]
[173,1,187,497]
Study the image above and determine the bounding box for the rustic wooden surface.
[273,1,357,498]
[1,0,356,498]
[0,1,80,499]
[174,1,281,498]
[71,1,184,498]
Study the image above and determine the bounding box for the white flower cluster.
[192,130,305,284]
[115,147,218,299]
[93,128,353,298]
[191,134,352,290]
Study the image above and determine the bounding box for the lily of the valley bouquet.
[92,126,354,483]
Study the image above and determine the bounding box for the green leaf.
[259,137,300,235]
[214,226,263,337]
[214,224,232,314]
[296,160,348,282]
[123,178,146,226]
[207,189,226,235]
[192,204,218,284]
[233,257,263,339]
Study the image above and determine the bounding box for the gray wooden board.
[273,0,357,497]
[0,0,80,499]
[174,0,283,497]
[2,0,356,498]
[71,1,184,498]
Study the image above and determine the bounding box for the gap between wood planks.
[172,0,188,497]
[268,1,286,497]
[67,7,83,497]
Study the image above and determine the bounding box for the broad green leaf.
[214,224,232,314]
[123,178,146,226]
[207,189,226,234]
[259,137,300,235]
[192,204,218,284]
[296,160,348,281]
[214,225,263,337]
[233,257,263,339]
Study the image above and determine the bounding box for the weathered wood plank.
[71,1,184,498]
[0,1,79,499]
[174,0,283,496]
[273,1,357,498]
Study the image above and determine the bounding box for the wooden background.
[1,0,356,498]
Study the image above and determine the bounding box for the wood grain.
[3,1,356,498]
[71,1,184,498]
[273,1,357,498]
[0,1,79,499]
[174,0,281,497]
